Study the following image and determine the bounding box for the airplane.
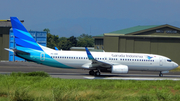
[5,17,178,77]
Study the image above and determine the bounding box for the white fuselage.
[45,50,178,71]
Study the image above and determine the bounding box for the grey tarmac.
[0,61,180,80]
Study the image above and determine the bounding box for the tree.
[45,29,94,50]
[57,36,77,50]
[44,28,57,49]
[68,36,77,47]
[77,33,94,47]
[43,28,50,33]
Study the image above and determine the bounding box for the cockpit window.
[167,59,172,62]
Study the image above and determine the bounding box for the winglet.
[55,47,58,50]
[85,47,94,60]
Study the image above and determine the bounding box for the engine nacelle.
[111,65,128,74]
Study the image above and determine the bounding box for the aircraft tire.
[89,70,94,75]
[95,71,101,76]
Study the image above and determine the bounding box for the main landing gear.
[159,72,163,77]
[89,70,101,76]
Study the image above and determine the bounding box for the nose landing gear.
[159,72,163,77]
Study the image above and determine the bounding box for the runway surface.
[0,61,180,80]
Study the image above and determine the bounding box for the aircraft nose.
[173,62,178,68]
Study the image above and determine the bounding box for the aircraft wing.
[85,47,112,69]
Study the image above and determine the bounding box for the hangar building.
[94,24,180,65]
[0,20,14,61]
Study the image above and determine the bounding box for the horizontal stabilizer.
[4,48,14,52]
[14,50,30,55]
[4,48,30,55]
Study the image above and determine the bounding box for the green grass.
[10,71,50,77]
[0,72,180,101]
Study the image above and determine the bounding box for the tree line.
[44,28,94,50]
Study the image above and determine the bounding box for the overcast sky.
[1,0,180,37]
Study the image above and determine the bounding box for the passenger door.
[159,57,163,66]
[40,53,45,61]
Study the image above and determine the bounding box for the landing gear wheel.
[95,71,101,76]
[89,70,94,75]
[159,73,163,77]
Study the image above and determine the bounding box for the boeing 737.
[5,17,178,77]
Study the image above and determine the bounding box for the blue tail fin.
[10,17,43,51]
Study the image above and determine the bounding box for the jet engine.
[111,65,128,74]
